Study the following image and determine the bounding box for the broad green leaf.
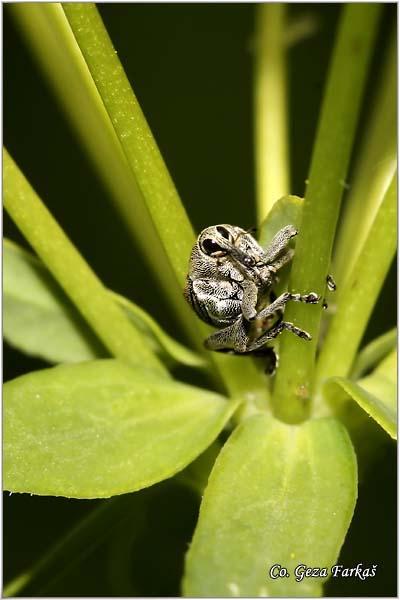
[4,360,236,498]
[4,239,105,363]
[325,350,397,439]
[258,194,303,249]
[183,414,357,597]
[350,328,397,379]
[4,239,204,368]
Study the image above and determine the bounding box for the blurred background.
[4,4,396,596]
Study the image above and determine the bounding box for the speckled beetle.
[184,224,320,368]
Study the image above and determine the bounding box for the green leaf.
[4,360,237,499]
[316,173,397,385]
[325,350,397,439]
[258,194,303,250]
[111,291,205,369]
[183,414,357,597]
[176,440,222,496]
[4,239,105,363]
[4,239,204,368]
[350,327,397,379]
[333,33,397,286]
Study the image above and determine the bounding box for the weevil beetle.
[184,224,320,362]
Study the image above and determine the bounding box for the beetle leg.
[326,274,337,291]
[257,291,320,320]
[263,225,298,263]
[240,280,258,321]
[246,320,312,352]
[268,248,294,272]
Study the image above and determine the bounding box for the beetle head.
[189,224,273,284]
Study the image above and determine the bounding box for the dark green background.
[4,4,396,596]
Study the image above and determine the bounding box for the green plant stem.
[3,493,147,597]
[254,3,289,222]
[9,3,200,349]
[3,148,164,373]
[63,3,193,288]
[272,5,381,423]
[61,2,269,402]
[333,32,397,286]
[316,174,397,386]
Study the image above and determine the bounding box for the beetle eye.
[243,256,255,267]
[216,226,233,242]
[201,238,226,256]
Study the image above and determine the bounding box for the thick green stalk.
[333,33,397,286]
[254,4,289,222]
[316,175,397,385]
[272,5,381,423]
[61,2,269,401]
[9,3,200,348]
[63,3,193,287]
[3,148,164,373]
